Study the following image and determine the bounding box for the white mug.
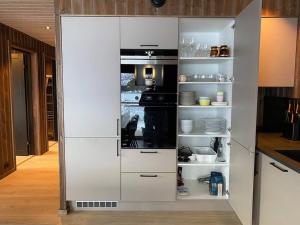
[145,79,156,86]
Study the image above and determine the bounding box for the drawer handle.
[140,151,158,154]
[270,162,288,172]
[140,174,158,178]
[140,44,159,47]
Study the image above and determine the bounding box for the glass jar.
[219,45,230,57]
[210,46,219,57]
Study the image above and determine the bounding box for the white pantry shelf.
[179,81,232,85]
[178,161,229,167]
[177,180,228,200]
[178,105,232,109]
[178,131,230,138]
[179,57,234,64]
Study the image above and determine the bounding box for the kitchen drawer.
[121,173,176,201]
[121,149,176,172]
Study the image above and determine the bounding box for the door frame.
[9,44,41,156]
[10,47,34,156]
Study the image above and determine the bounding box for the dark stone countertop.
[256,133,300,173]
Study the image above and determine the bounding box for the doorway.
[11,49,32,156]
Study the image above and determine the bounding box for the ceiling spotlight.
[45,26,51,30]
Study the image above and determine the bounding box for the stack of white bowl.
[179,92,195,105]
[181,120,193,134]
[199,118,226,134]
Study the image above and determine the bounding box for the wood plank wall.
[0,23,55,179]
[57,0,299,17]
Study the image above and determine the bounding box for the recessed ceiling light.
[45,26,51,30]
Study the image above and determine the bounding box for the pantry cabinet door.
[230,0,262,225]
[62,17,120,138]
[231,0,261,152]
[229,141,255,225]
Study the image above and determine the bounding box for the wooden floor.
[0,143,242,225]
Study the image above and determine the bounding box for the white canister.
[179,74,187,82]
[216,91,224,102]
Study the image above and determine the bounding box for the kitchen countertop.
[256,133,300,173]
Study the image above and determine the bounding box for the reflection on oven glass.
[121,105,176,149]
[120,73,135,87]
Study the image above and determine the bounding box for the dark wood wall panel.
[58,0,299,17]
[0,23,55,179]
[0,24,14,179]
[262,0,300,17]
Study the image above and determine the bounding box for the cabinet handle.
[140,44,159,47]
[270,162,288,172]
[140,151,158,154]
[117,119,119,136]
[140,174,158,178]
[117,140,119,157]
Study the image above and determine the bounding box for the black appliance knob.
[135,96,139,100]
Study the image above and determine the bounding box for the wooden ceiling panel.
[0,0,55,46]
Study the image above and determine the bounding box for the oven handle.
[121,59,178,65]
[140,44,159,47]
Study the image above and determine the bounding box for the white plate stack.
[179,92,195,105]
[199,118,226,134]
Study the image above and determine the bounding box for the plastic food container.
[194,147,217,162]
[199,97,211,106]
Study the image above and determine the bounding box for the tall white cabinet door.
[120,17,178,49]
[229,140,255,225]
[62,17,120,138]
[230,0,262,225]
[231,0,261,152]
[65,138,120,201]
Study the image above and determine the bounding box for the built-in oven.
[120,49,178,149]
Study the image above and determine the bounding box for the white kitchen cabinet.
[259,18,298,87]
[121,149,176,173]
[65,138,120,201]
[177,0,261,224]
[120,17,178,49]
[121,173,176,201]
[258,153,300,225]
[62,17,120,138]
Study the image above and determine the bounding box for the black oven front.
[120,49,178,149]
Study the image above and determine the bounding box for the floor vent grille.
[76,201,118,208]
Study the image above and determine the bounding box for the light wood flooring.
[0,143,242,225]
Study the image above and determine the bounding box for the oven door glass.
[121,64,177,94]
[121,104,176,149]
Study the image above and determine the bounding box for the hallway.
[0,143,60,225]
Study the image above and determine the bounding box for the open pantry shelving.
[177,18,234,201]
[177,180,229,200]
